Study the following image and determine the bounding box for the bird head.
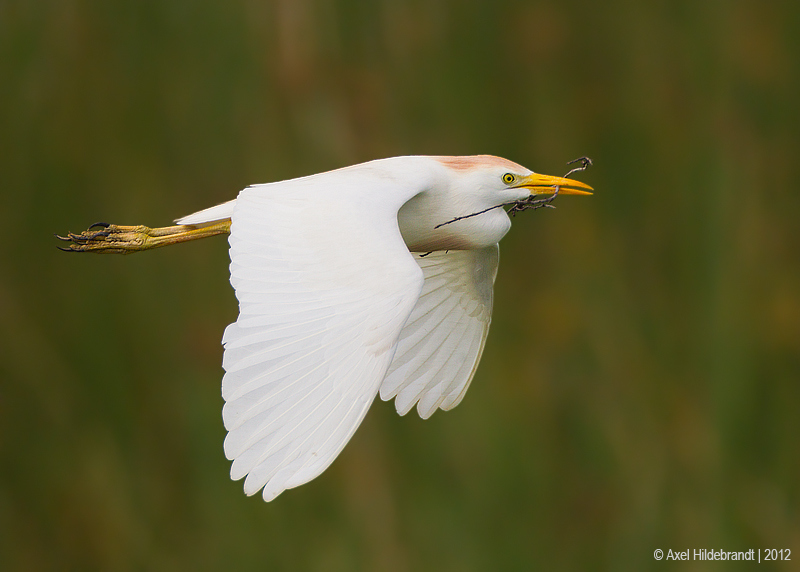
[398,156,594,251]
[431,155,593,214]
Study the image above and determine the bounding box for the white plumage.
[381,247,497,418]
[172,155,592,501]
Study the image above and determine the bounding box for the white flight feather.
[380,247,498,419]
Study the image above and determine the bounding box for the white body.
[176,155,536,501]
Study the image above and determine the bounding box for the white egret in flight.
[59,155,592,501]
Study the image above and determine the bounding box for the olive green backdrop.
[1,1,798,570]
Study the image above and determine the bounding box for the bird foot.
[56,219,231,254]
[56,223,155,254]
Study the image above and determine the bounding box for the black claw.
[89,222,111,229]
[57,246,78,252]
[55,233,72,241]
[90,230,110,239]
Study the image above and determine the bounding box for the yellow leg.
[56,219,231,254]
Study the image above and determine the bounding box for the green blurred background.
[1,0,798,570]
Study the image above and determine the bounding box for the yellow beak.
[516,173,593,195]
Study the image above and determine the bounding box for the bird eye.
[502,173,515,185]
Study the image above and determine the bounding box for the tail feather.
[175,199,237,226]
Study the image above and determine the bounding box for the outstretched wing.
[380,246,498,419]
[221,175,423,501]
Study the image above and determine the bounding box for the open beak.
[516,173,593,195]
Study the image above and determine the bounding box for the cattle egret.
[59,155,592,501]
